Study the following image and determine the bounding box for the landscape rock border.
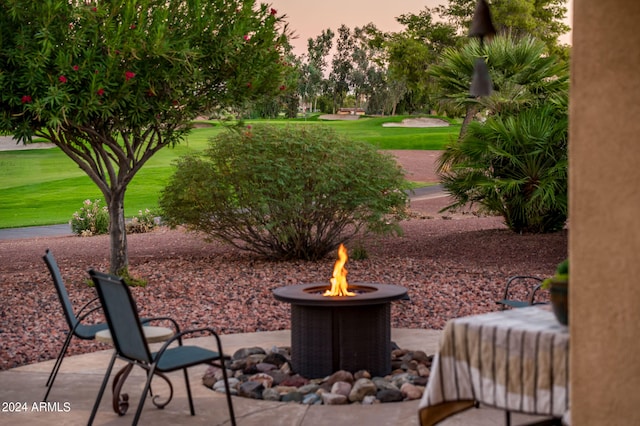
[203,344,433,406]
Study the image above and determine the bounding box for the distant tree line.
[251,0,570,118]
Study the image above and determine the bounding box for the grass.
[0,116,459,229]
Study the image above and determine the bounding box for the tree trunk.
[107,190,128,275]
[459,103,479,141]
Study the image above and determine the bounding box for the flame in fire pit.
[324,244,356,297]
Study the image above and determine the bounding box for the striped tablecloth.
[419,306,569,425]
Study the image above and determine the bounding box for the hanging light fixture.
[469,0,496,97]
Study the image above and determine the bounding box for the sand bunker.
[382,117,449,128]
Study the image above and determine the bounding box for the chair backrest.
[89,270,152,364]
[43,249,78,329]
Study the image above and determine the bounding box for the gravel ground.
[0,150,568,370]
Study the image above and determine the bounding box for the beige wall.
[570,0,640,423]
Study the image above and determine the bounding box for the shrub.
[159,124,410,260]
[70,199,109,236]
[438,104,568,233]
[126,209,157,234]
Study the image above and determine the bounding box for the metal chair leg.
[183,368,195,415]
[219,360,237,426]
[132,365,155,426]
[88,352,117,425]
[43,332,73,401]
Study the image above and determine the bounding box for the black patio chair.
[43,249,110,402]
[496,275,546,310]
[87,269,236,426]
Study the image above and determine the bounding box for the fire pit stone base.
[203,345,433,405]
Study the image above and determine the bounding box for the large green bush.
[434,36,569,234]
[159,125,410,260]
[438,104,568,233]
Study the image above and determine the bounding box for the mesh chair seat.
[73,322,110,340]
[153,346,222,371]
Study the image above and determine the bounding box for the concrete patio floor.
[0,328,550,425]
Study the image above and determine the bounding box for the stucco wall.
[570,0,640,423]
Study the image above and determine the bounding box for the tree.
[159,125,410,260]
[434,0,570,55]
[328,25,354,112]
[0,0,289,276]
[301,29,334,113]
[384,8,459,113]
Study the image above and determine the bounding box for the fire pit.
[272,244,408,378]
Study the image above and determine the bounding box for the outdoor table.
[418,306,569,426]
[96,326,175,415]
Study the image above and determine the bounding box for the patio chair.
[87,269,236,426]
[496,275,546,310]
[43,249,110,402]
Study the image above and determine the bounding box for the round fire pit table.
[273,283,408,378]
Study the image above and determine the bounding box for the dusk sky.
[269,0,443,55]
[268,0,572,56]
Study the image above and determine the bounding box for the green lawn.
[0,116,459,229]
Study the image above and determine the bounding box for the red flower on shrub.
[270,8,277,15]
[59,75,68,83]
[279,85,286,91]
[21,95,32,104]
[72,65,79,71]
[243,34,250,41]
[97,88,105,96]
[124,71,136,81]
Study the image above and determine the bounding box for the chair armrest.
[497,275,544,309]
[529,282,545,305]
[75,305,103,324]
[75,296,101,319]
[140,316,182,335]
[154,327,227,360]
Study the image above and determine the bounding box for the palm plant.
[438,102,568,233]
[429,35,569,137]
[432,35,569,233]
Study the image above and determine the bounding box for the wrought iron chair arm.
[74,305,103,325]
[528,283,545,305]
[154,327,226,361]
[75,296,101,319]
[501,275,543,298]
[139,316,181,332]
